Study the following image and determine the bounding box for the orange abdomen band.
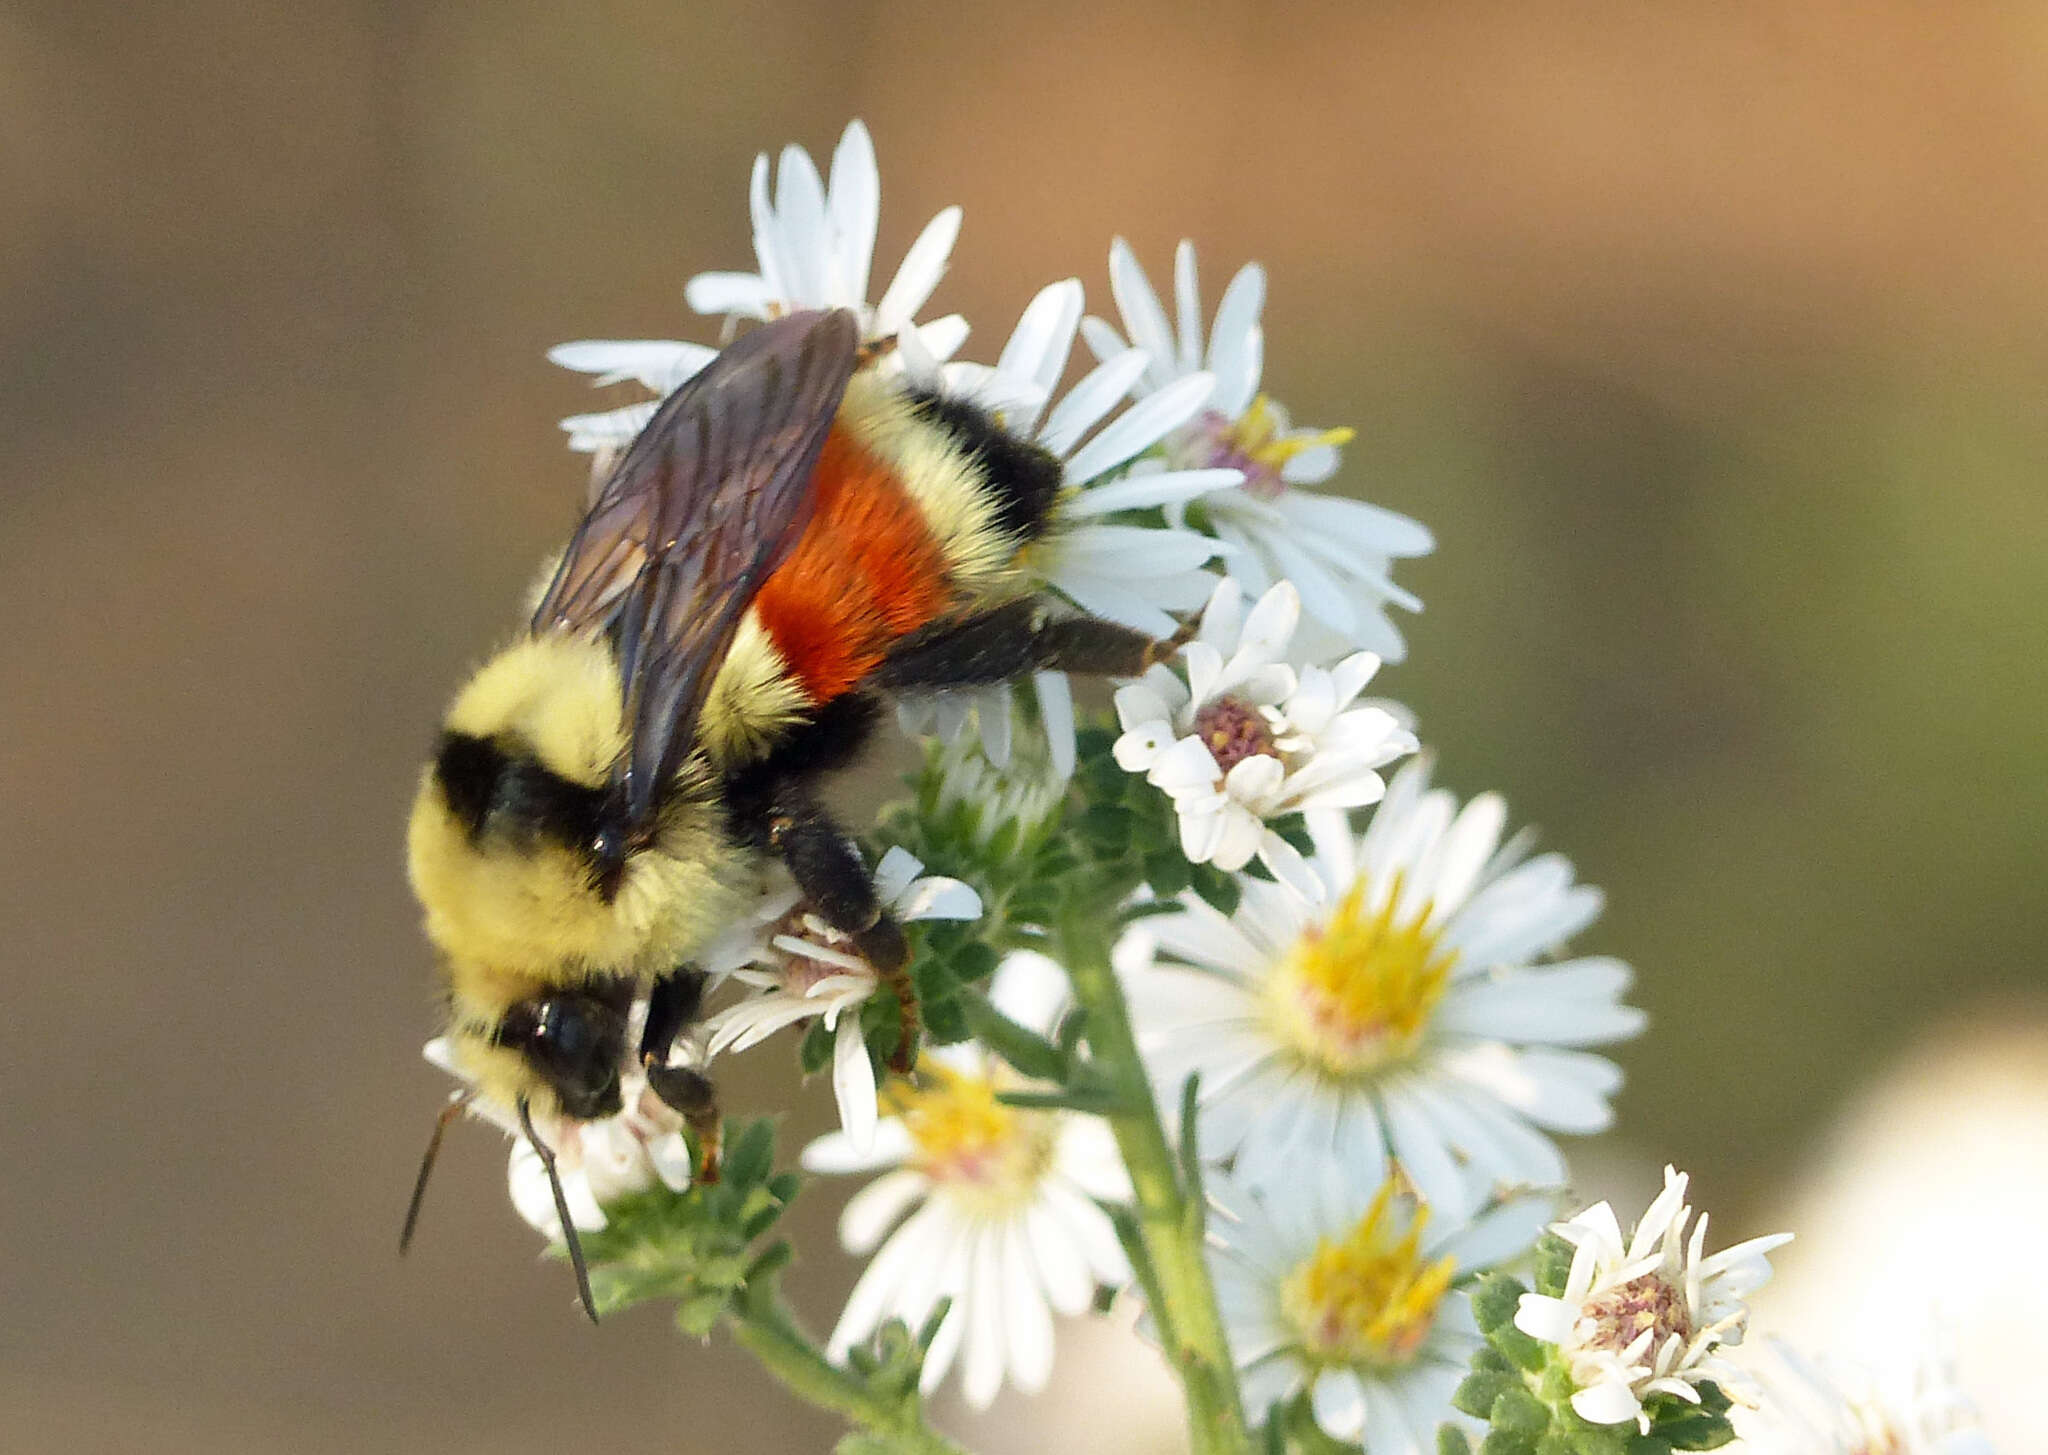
[752,428,951,703]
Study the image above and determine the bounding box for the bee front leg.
[764,791,920,1073]
[646,1063,722,1184]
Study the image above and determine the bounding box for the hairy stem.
[1056,920,1253,1455]
[731,1290,969,1455]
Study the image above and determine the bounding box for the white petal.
[1065,467,1242,518]
[874,205,962,334]
[546,339,715,393]
[801,1119,913,1174]
[1172,238,1202,372]
[997,278,1084,437]
[684,270,776,319]
[1033,671,1077,779]
[839,1167,930,1253]
[1207,263,1266,416]
[826,120,879,306]
[833,1017,879,1153]
[999,1220,1056,1394]
[1041,349,1151,460]
[1515,1293,1577,1344]
[1572,1380,1644,1426]
[1310,1368,1367,1439]
[772,142,829,304]
[1108,237,1178,388]
[962,1223,1008,1408]
[1062,371,1217,486]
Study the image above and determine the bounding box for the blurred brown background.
[3,2,2044,1451]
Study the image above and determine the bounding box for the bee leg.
[764,790,921,1072]
[873,599,1191,690]
[646,1064,722,1184]
[639,966,707,1066]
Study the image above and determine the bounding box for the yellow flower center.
[1264,876,1456,1078]
[1280,1183,1455,1368]
[1178,395,1356,501]
[887,1063,1059,1215]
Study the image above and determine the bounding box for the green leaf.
[1654,1411,1735,1451]
[1438,1427,1477,1455]
[995,1086,1129,1116]
[1478,1428,1537,1455]
[723,1118,776,1190]
[1693,1383,1733,1417]
[798,1019,835,1075]
[1468,1271,1545,1373]
[1452,1370,1518,1421]
[673,1290,727,1338]
[1491,1386,1549,1437]
[1533,1232,1575,1298]
[1470,1272,1528,1336]
[962,991,1068,1081]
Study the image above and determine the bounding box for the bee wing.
[531,308,861,834]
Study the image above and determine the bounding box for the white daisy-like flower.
[422,1037,694,1241]
[550,119,969,454]
[1738,1339,1995,1455]
[1118,756,1644,1220]
[1112,577,1416,897]
[1514,1167,1792,1434]
[703,847,981,1155]
[800,953,1131,1410]
[896,277,1245,777]
[1082,238,1433,661]
[1202,1165,1551,1451]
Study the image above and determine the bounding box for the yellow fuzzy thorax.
[408,632,757,1058]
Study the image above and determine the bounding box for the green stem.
[730,1290,969,1455]
[1056,919,1253,1455]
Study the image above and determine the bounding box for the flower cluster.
[406,118,1995,1455]
[1515,1168,1791,1432]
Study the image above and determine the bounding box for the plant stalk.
[731,1291,969,1455]
[1056,921,1253,1455]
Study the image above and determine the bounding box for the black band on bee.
[902,386,1063,541]
[434,730,609,855]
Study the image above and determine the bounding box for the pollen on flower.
[1172,395,1355,502]
[888,1064,1059,1213]
[1280,1183,1455,1368]
[1264,876,1455,1078]
[1580,1272,1693,1359]
[1192,695,1281,772]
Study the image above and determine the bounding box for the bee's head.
[494,990,628,1121]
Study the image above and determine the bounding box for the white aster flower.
[1119,756,1643,1219]
[1112,577,1415,897]
[897,277,1244,777]
[703,847,981,1155]
[422,1037,694,1241]
[801,953,1131,1410]
[550,119,968,454]
[1737,1339,1995,1455]
[1202,1165,1551,1451]
[1514,1167,1792,1434]
[1082,238,1432,661]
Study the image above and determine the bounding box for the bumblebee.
[402,309,1181,1315]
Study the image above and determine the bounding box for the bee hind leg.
[646,1063,722,1184]
[763,789,921,1074]
[873,600,1192,690]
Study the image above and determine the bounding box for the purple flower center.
[1192,695,1279,772]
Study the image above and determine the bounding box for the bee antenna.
[517,1096,600,1325]
[400,1088,474,1256]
